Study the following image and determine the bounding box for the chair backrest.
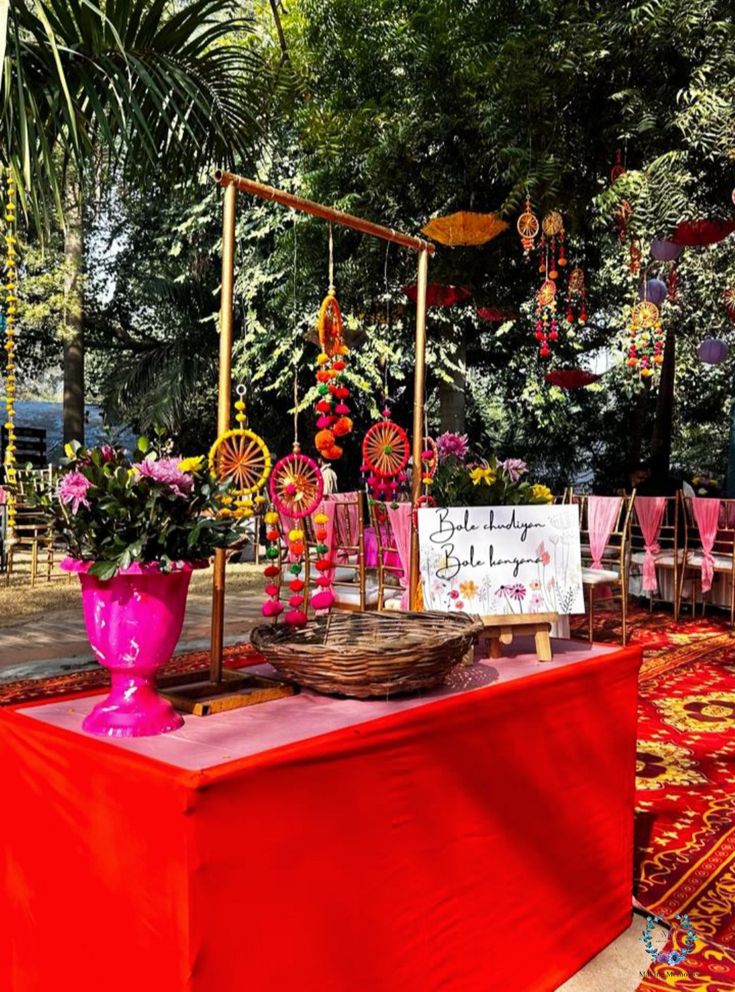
[368,499,405,608]
[572,491,634,570]
[630,494,679,560]
[681,496,735,561]
[303,491,366,611]
[14,465,54,502]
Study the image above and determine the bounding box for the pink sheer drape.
[386,504,412,609]
[588,496,622,569]
[692,497,721,593]
[325,492,359,553]
[634,496,666,594]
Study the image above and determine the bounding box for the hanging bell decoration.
[534,279,560,359]
[627,301,664,378]
[565,266,588,324]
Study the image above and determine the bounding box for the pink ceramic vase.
[61,558,198,738]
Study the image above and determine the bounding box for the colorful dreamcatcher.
[534,279,560,359]
[313,227,353,461]
[565,266,588,325]
[516,193,539,258]
[362,408,410,504]
[627,300,664,378]
[208,385,271,518]
[538,211,567,280]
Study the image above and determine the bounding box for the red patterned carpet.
[3,606,735,988]
[571,606,735,990]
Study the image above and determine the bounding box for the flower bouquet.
[431,432,553,508]
[39,438,243,737]
[691,472,720,497]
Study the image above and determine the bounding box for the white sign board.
[418,505,584,615]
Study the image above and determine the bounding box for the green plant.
[41,438,243,578]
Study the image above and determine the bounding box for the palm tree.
[1,0,261,442]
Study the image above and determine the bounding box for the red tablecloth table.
[0,638,641,992]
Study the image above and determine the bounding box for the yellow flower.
[469,466,496,486]
[459,580,478,600]
[532,484,553,504]
[178,456,204,474]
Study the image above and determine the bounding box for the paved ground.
[0,563,659,991]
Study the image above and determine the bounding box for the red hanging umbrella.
[476,306,518,322]
[403,283,471,307]
[545,369,601,389]
[671,219,735,246]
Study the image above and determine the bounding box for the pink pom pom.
[285,610,308,627]
[311,590,335,610]
[264,584,279,597]
[317,415,335,429]
[315,576,332,588]
[334,403,350,415]
[288,594,304,608]
[261,599,284,618]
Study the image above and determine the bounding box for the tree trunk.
[62,177,85,446]
[438,327,466,432]
[650,326,676,484]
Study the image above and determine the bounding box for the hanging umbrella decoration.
[421,211,508,247]
[671,219,735,246]
[476,306,519,322]
[516,194,540,258]
[545,369,602,389]
[626,300,664,378]
[565,266,588,324]
[313,233,353,462]
[638,278,668,307]
[698,339,729,365]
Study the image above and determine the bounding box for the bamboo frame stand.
[176,171,434,715]
[480,612,559,663]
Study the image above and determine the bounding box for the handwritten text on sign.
[418,505,584,615]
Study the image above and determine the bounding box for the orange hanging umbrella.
[421,211,509,247]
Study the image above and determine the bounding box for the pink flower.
[436,432,469,462]
[500,458,527,482]
[136,457,194,497]
[100,444,116,463]
[58,471,92,514]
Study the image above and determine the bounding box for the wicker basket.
[250,611,483,699]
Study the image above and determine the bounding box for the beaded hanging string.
[313,226,352,460]
[3,168,17,541]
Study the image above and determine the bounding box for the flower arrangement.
[691,471,720,497]
[430,433,553,507]
[40,438,243,579]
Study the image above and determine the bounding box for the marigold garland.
[3,168,17,539]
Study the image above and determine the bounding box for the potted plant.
[43,438,243,738]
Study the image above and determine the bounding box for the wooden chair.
[677,497,735,623]
[573,492,634,645]
[4,466,56,585]
[629,494,681,618]
[367,501,406,611]
[305,492,376,612]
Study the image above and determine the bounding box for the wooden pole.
[409,248,430,609]
[214,171,435,256]
[210,182,237,683]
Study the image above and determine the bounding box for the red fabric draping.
[0,644,640,992]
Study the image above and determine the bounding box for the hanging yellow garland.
[3,167,17,541]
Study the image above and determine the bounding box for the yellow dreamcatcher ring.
[208,428,272,496]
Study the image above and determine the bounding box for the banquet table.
[0,637,641,992]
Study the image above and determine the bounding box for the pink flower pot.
[61,559,200,738]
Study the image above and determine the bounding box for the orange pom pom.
[315,429,335,451]
[316,370,331,383]
[332,416,353,437]
[290,541,305,557]
[323,445,343,460]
